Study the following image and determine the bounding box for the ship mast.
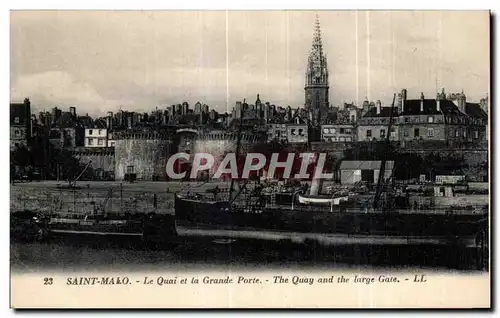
[373,93,396,209]
[229,99,245,202]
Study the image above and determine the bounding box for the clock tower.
[304,15,329,126]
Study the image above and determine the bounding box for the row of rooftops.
[361,93,488,120]
[11,89,489,132]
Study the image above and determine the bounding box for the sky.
[10,10,490,116]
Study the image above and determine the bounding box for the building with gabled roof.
[357,88,488,146]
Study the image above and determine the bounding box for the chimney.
[163,110,169,125]
[458,91,466,114]
[107,111,113,130]
[376,100,381,115]
[51,107,60,124]
[69,106,76,118]
[127,116,132,129]
[401,89,407,113]
[420,92,424,112]
[362,100,369,115]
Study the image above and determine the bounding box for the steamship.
[174,95,489,264]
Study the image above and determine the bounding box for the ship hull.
[174,195,487,248]
[11,210,177,248]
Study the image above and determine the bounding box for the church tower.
[305,14,329,124]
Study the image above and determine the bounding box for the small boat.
[297,194,349,205]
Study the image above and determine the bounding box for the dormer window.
[14,117,20,124]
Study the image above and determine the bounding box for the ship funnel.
[309,178,323,196]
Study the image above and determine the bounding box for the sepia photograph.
[9,9,491,308]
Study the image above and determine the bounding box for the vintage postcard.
[10,10,490,308]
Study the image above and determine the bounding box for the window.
[405,117,409,123]
[345,129,351,134]
[427,128,434,137]
[98,129,102,135]
[390,127,396,138]
[330,128,336,134]
[89,129,93,135]
[475,131,479,139]
[455,129,460,137]
[88,138,94,145]
[127,165,134,173]
[14,117,20,124]
[14,129,20,136]
[339,128,345,134]
[428,116,434,123]
[351,115,355,122]
[98,139,103,145]
[366,130,372,138]
[463,130,467,137]
[404,129,409,137]
[380,129,386,138]
[414,128,420,137]
[323,128,329,133]
[110,142,115,147]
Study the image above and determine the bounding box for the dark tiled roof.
[399,99,466,116]
[10,103,29,125]
[55,112,79,128]
[362,106,399,118]
[401,99,441,115]
[439,99,466,116]
[466,103,488,119]
[93,119,107,129]
[78,116,93,128]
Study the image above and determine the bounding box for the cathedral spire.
[306,14,328,82]
[304,14,329,131]
[312,14,323,53]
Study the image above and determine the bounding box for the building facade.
[267,123,288,143]
[357,100,399,142]
[84,120,108,148]
[10,98,32,150]
[286,124,309,143]
[321,124,355,142]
